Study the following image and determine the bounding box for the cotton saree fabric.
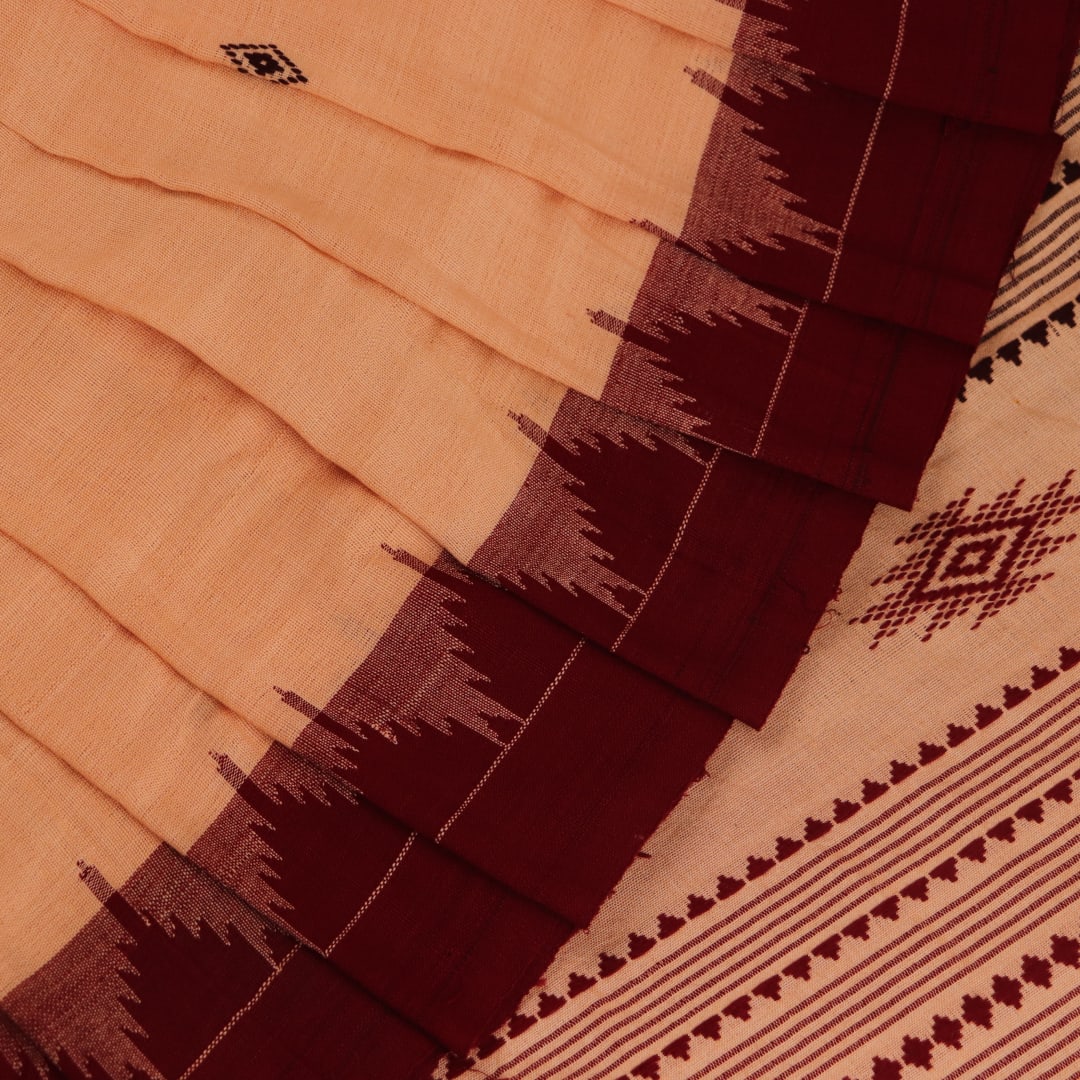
[0,1,1076,1079]
[0,125,872,726]
[0,0,1063,510]
[443,94,1080,1077]
[0,0,1067,719]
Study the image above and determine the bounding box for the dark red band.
[587,2,1077,510]
[471,391,872,722]
[285,553,730,923]
[734,0,1080,135]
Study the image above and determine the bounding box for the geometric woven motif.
[853,471,1079,648]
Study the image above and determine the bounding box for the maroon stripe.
[971,995,1080,1080]
[187,741,571,1050]
[697,833,1080,1079]
[550,773,1080,1080]
[592,3,1075,509]
[758,861,1080,1080]
[503,683,1080,1080]
[1,846,440,1080]
[571,840,1080,1080]
[490,658,1080,1074]
[471,390,872,724]
[733,0,1080,134]
[282,551,730,924]
[614,782,1080,1080]
[580,708,1080,1079]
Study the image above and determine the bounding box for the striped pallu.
[0,2,1076,1078]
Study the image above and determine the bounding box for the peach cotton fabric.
[0,1,1076,1078]
[0,122,872,723]
[2,0,1064,515]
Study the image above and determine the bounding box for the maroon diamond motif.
[854,473,1079,648]
[909,521,1032,601]
[220,43,308,85]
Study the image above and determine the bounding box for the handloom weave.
[0,2,1077,1079]
[441,68,1080,1078]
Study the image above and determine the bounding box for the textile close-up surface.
[0,1,1077,1078]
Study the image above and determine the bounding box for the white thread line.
[436,638,586,842]
[752,0,910,457]
[180,943,301,1079]
[188,626,591,1071]
[327,832,418,955]
[611,451,718,652]
[186,551,599,1069]
[822,0,910,304]
[750,301,809,459]
[183,831,421,1077]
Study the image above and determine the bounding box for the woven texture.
[0,2,1075,1078]
[436,67,1080,1079]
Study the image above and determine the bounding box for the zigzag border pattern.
[439,645,1080,1079]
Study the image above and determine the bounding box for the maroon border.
[0,553,732,1076]
[1,846,443,1080]
[594,241,976,509]
[188,742,572,1050]
[281,550,731,924]
[469,391,872,725]
[729,0,1080,135]
[588,2,1077,509]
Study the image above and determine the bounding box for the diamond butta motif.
[219,43,307,84]
[854,472,1080,648]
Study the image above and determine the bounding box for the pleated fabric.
[439,88,1080,1077]
[0,1,1075,1078]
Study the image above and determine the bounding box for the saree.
[0,1,1076,1077]
[448,82,1080,1077]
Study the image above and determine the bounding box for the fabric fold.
[75,0,734,239]
[2,0,1067,515]
[676,52,1065,345]
[0,260,732,926]
[23,0,1074,513]
[605,0,1080,135]
[0,716,444,1080]
[0,530,573,1051]
[0,129,873,723]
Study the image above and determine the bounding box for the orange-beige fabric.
[0,1,1076,1078]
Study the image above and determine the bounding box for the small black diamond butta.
[220,44,307,85]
